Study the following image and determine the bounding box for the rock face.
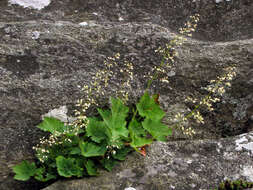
[0,0,252,190]
[1,0,253,41]
[43,133,253,190]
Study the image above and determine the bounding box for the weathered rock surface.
[1,0,252,41]
[43,132,253,190]
[0,0,252,189]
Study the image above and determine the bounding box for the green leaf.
[37,117,68,135]
[86,117,110,143]
[100,158,118,171]
[56,156,83,178]
[34,167,56,182]
[79,141,107,157]
[142,118,172,142]
[98,97,129,141]
[129,119,153,148]
[137,92,165,121]
[69,147,81,155]
[12,161,37,181]
[66,128,85,136]
[84,159,98,176]
[97,109,111,126]
[112,147,132,161]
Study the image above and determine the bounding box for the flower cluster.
[116,60,134,103]
[179,14,200,37]
[32,130,74,163]
[153,14,200,85]
[151,13,236,137]
[182,66,237,135]
[172,112,196,136]
[148,14,201,136]
[72,53,134,131]
[187,66,236,110]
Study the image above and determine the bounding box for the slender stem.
[145,56,166,92]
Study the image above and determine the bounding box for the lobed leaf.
[34,167,56,182]
[56,156,83,178]
[79,141,107,157]
[37,117,68,135]
[98,97,129,141]
[129,119,153,148]
[84,159,98,176]
[112,147,132,161]
[86,117,110,143]
[100,158,118,172]
[12,161,37,181]
[142,118,172,142]
[137,92,165,121]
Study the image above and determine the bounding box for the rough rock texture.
[43,132,253,190]
[1,0,252,41]
[0,0,252,190]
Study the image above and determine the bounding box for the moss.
[215,179,253,190]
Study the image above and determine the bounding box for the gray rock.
[0,0,252,189]
[43,133,253,190]
[1,0,252,41]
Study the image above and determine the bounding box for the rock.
[8,0,51,10]
[43,133,253,190]
[0,0,252,189]
[0,0,252,41]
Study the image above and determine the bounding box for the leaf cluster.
[13,92,172,182]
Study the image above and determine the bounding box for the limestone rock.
[0,0,252,41]
[0,0,252,189]
[43,132,253,190]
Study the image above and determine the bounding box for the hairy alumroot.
[33,14,203,160]
[29,13,236,172]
